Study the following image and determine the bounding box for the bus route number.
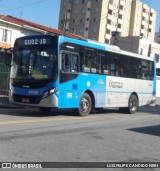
[24,38,47,45]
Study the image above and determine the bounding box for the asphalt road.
[0,106,160,171]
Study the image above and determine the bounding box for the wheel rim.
[81,97,89,113]
[129,98,137,112]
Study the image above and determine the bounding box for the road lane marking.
[0,116,98,125]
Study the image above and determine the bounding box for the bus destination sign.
[19,38,51,46]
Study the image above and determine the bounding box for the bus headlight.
[42,87,57,98]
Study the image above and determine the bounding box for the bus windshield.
[11,47,58,80]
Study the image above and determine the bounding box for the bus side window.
[103,64,110,75]
[61,52,79,73]
[71,54,79,73]
[101,51,112,75]
[61,53,70,72]
[149,62,154,80]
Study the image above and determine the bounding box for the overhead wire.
[0,0,49,13]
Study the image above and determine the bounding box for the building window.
[71,28,75,33]
[118,14,122,19]
[80,28,84,33]
[119,5,123,10]
[75,0,79,4]
[106,29,110,34]
[105,39,109,44]
[148,28,152,33]
[2,29,8,42]
[73,19,76,24]
[93,17,98,23]
[81,9,86,13]
[74,10,78,14]
[107,19,111,25]
[109,0,113,5]
[93,28,97,32]
[80,18,85,23]
[61,19,64,25]
[140,48,143,55]
[95,8,99,13]
[118,24,121,28]
[142,16,145,21]
[63,0,67,5]
[108,9,112,15]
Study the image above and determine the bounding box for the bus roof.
[120,50,154,61]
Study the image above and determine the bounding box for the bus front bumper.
[9,94,58,108]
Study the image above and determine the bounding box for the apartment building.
[58,0,156,43]
[155,27,160,44]
[129,0,156,42]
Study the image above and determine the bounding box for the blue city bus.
[9,34,156,116]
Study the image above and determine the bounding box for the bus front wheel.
[77,93,92,116]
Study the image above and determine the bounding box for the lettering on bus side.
[109,81,123,89]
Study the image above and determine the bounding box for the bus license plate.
[21,98,30,103]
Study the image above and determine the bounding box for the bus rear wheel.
[128,94,138,114]
[77,93,92,116]
[119,94,138,114]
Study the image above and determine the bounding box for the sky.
[0,0,159,32]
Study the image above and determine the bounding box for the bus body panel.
[57,73,107,108]
[9,35,156,111]
[156,64,160,105]
[106,76,154,107]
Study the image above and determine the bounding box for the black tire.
[119,94,138,114]
[39,107,52,112]
[77,93,92,116]
[128,94,138,114]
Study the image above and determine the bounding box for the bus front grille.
[13,94,41,104]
